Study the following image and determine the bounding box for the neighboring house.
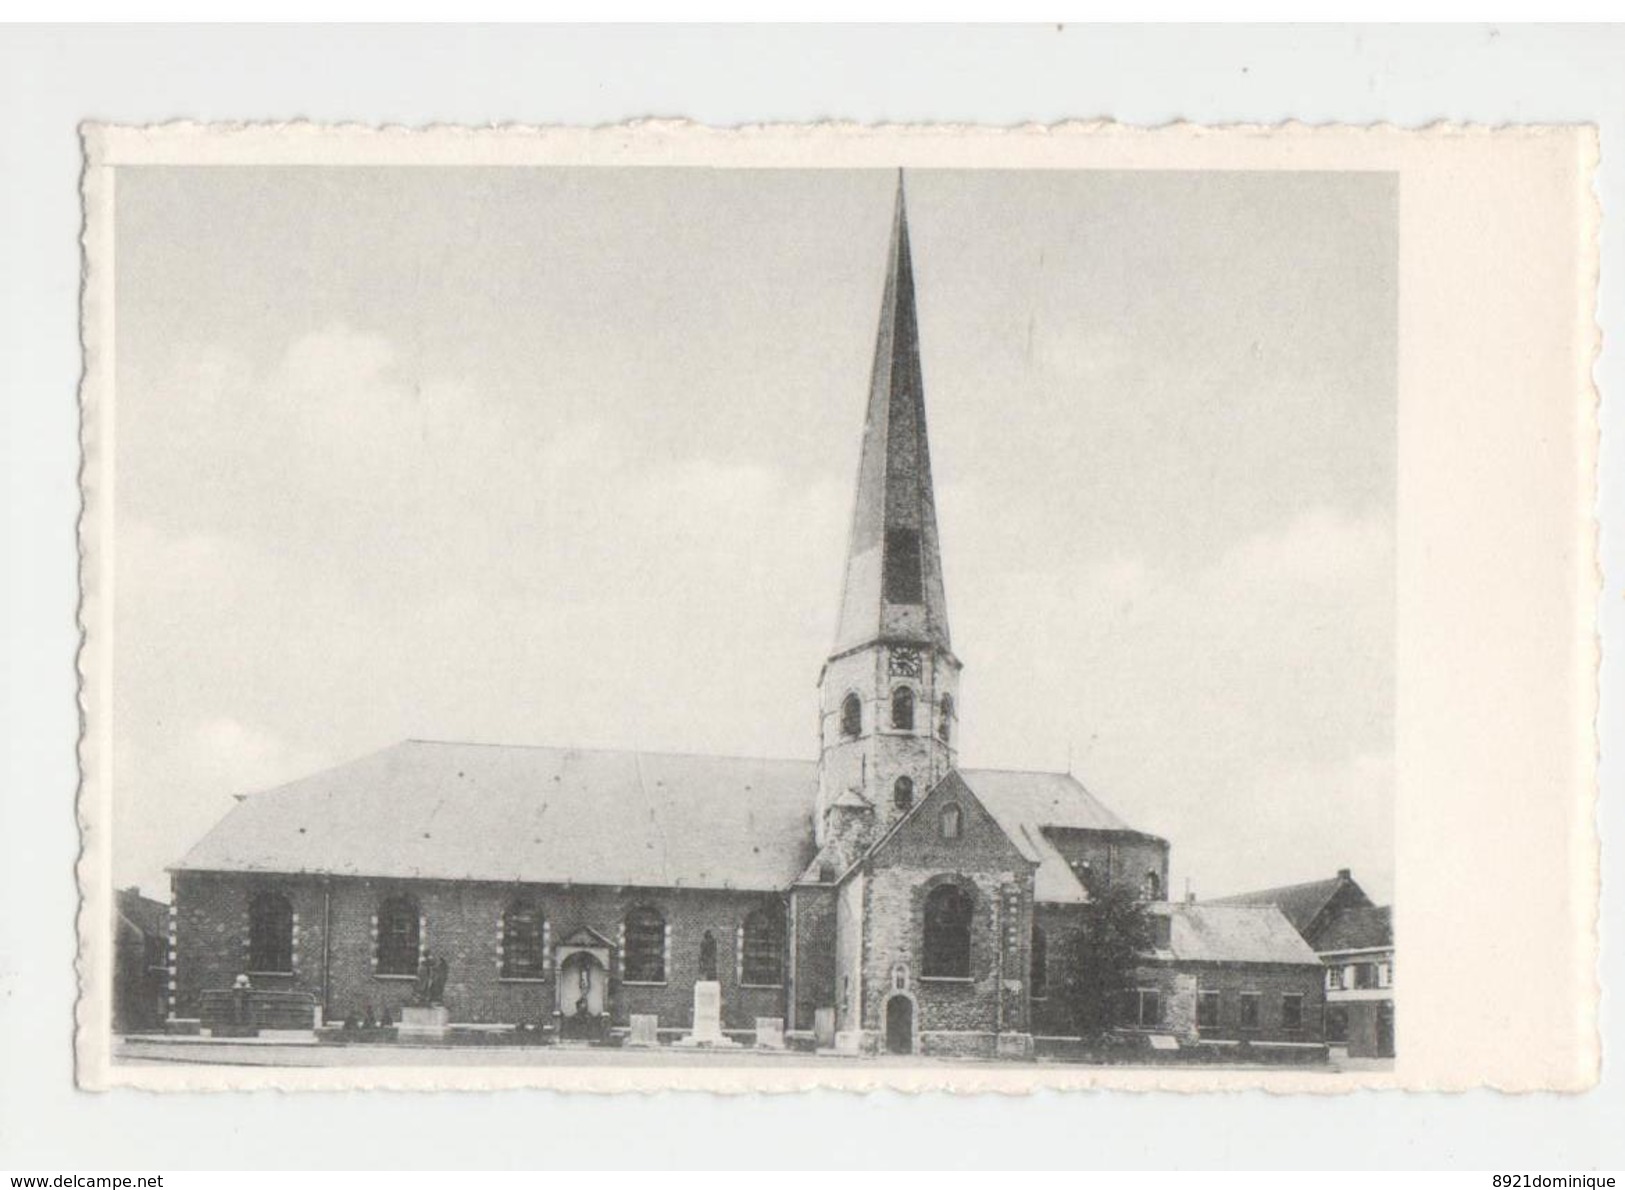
[1137,902,1328,1052]
[114,887,170,1034]
[1315,904,1394,1057]
[166,177,1321,1060]
[1211,870,1394,1057]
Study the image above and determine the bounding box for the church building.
[165,178,1324,1058]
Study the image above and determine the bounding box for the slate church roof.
[174,740,821,892]
[174,740,1150,898]
[830,174,953,661]
[960,768,1137,904]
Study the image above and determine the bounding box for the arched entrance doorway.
[885,994,914,1055]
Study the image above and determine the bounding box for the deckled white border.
[77,119,1601,1094]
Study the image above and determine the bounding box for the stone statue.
[573,960,591,1017]
[429,954,449,1005]
[411,956,434,1006]
[699,931,718,982]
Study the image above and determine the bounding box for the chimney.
[1337,868,1352,881]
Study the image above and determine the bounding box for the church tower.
[817,174,960,848]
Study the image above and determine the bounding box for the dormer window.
[840,693,862,739]
[883,527,923,604]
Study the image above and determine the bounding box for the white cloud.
[958,503,1393,902]
[1171,751,1396,904]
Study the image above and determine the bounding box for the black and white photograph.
[92,144,1405,1078]
[63,114,1597,1106]
[0,19,1614,1180]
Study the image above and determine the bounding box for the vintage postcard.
[76,121,1599,1092]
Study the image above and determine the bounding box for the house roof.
[1314,904,1392,953]
[116,887,169,938]
[958,769,1142,905]
[174,741,1159,900]
[1206,873,1367,937]
[1157,903,1323,966]
[174,740,820,892]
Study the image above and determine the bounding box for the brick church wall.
[861,865,1031,1055]
[1040,828,1170,900]
[789,884,837,1032]
[173,871,788,1031]
[1029,901,1087,1037]
[856,776,1036,1055]
[834,872,866,1035]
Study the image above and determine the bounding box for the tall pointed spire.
[830,173,952,660]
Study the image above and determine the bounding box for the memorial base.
[996,1031,1036,1060]
[626,1014,661,1048]
[675,980,738,1048]
[397,1005,450,1040]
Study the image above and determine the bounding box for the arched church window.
[891,687,915,731]
[375,894,420,976]
[1031,925,1049,998]
[939,804,962,840]
[623,906,666,983]
[741,907,785,987]
[248,891,293,973]
[501,900,546,979]
[938,694,954,744]
[893,775,915,810]
[923,884,972,979]
[1143,870,1162,902]
[840,693,862,739]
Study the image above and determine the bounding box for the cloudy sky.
[112,166,1395,905]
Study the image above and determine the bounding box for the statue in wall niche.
[574,957,592,1017]
[699,931,719,982]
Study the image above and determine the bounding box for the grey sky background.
[112,166,1395,905]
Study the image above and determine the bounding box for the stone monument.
[398,953,451,1040]
[675,980,736,1048]
[813,1007,837,1050]
[627,1013,660,1048]
[754,1016,785,1050]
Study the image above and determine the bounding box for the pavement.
[114,1036,1395,1072]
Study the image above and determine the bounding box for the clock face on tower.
[888,647,921,677]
